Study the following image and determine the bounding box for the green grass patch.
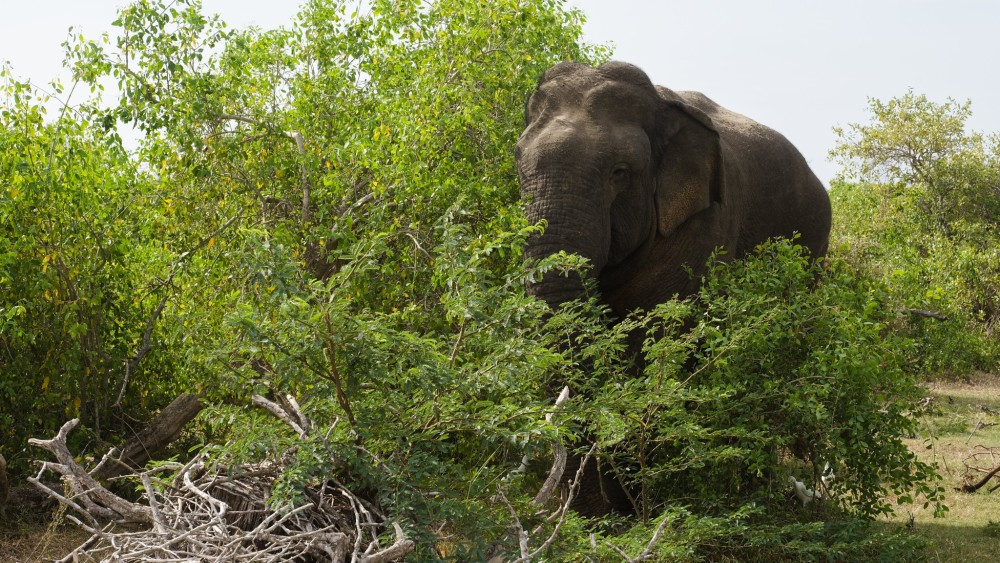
[884,372,1000,561]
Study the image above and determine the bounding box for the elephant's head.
[516,61,724,307]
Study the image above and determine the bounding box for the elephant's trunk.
[521,175,610,309]
[524,241,589,307]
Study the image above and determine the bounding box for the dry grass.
[885,371,1000,562]
[0,503,92,563]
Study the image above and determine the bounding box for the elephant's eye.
[610,165,630,184]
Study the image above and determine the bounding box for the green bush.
[829,91,1000,377]
[509,240,941,559]
[561,241,940,552]
[830,180,1000,375]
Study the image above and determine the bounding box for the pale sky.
[2,1,998,185]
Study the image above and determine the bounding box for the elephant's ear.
[653,96,725,238]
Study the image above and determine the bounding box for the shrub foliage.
[830,92,1000,375]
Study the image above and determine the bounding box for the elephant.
[515,61,831,514]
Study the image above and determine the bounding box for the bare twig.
[497,486,530,559]
[276,392,312,436]
[359,521,415,563]
[608,516,671,562]
[488,387,578,563]
[508,445,595,563]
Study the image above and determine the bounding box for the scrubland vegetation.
[1,0,997,560]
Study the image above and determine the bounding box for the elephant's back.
[675,90,831,259]
[675,91,783,148]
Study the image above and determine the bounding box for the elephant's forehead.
[534,77,653,121]
[530,79,586,111]
[585,84,655,121]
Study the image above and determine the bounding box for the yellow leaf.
[206,237,215,250]
[42,376,49,391]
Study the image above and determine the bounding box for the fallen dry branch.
[958,463,1000,493]
[29,406,413,561]
[29,419,152,525]
[958,446,1000,493]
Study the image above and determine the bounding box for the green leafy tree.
[4,0,607,558]
[830,91,1000,237]
[0,65,188,472]
[829,92,999,374]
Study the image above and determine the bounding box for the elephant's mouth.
[598,220,657,292]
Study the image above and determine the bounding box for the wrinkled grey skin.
[516,61,831,515]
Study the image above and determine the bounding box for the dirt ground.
[0,490,92,563]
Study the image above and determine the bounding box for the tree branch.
[959,464,1000,493]
[533,386,571,507]
[905,308,948,321]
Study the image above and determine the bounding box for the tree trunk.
[0,453,8,519]
[93,393,204,481]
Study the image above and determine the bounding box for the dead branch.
[252,394,310,439]
[359,521,415,563]
[276,392,312,436]
[487,387,578,563]
[606,516,671,562]
[29,399,414,562]
[508,445,595,563]
[958,463,1000,493]
[29,419,153,524]
[532,386,571,507]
